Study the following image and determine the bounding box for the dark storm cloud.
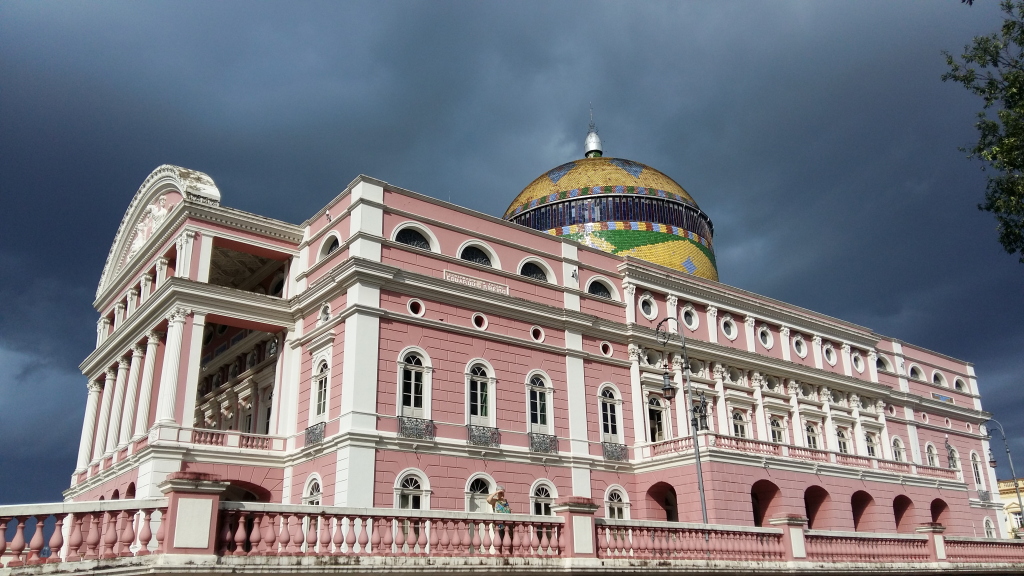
[1,1,1021,503]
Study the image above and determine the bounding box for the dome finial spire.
[585,103,602,158]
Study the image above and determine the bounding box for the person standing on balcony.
[488,485,512,546]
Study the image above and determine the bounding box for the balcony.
[190,429,283,450]
[528,432,558,454]
[602,442,628,462]
[650,433,964,482]
[467,425,500,447]
[398,416,435,440]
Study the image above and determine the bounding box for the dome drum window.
[720,315,738,341]
[460,245,493,267]
[757,325,774,349]
[680,304,699,331]
[792,335,807,358]
[822,344,837,366]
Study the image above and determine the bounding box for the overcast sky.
[1,1,1022,504]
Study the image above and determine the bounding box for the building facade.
[2,131,1022,572]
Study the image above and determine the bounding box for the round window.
[721,318,737,340]
[793,337,807,358]
[471,313,488,330]
[600,341,613,357]
[530,326,545,342]
[407,299,424,317]
[638,295,657,320]
[823,346,836,366]
[758,327,773,349]
[852,353,864,373]
[681,307,698,330]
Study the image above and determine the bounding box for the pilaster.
[706,306,719,344]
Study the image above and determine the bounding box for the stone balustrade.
[803,530,931,563]
[595,519,785,560]
[945,536,1024,563]
[0,498,167,567]
[216,502,564,557]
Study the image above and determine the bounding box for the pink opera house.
[1,129,1022,573]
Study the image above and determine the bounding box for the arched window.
[836,429,849,454]
[588,280,612,299]
[531,483,555,516]
[314,362,329,418]
[909,366,922,380]
[466,476,492,512]
[468,365,490,425]
[954,378,966,392]
[770,418,784,444]
[892,438,905,462]
[398,475,424,510]
[528,375,549,433]
[972,453,984,487]
[321,236,340,260]
[865,433,877,457]
[401,354,425,418]
[984,518,996,538]
[948,447,960,471]
[648,396,666,442]
[600,388,620,443]
[395,228,431,250]
[304,478,322,505]
[460,245,492,267]
[520,262,548,282]
[732,411,747,439]
[606,488,628,519]
[806,424,819,449]
[926,444,938,467]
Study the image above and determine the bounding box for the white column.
[179,312,207,429]
[821,388,836,451]
[627,344,645,448]
[127,289,139,317]
[841,344,853,377]
[104,358,130,455]
[114,303,126,330]
[96,318,110,347]
[565,328,592,499]
[562,243,581,312]
[867,350,880,383]
[155,308,190,423]
[706,306,719,345]
[75,381,103,471]
[779,326,792,362]
[140,273,153,304]
[623,283,636,325]
[877,400,892,460]
[787,381,804,447]
[175,231,196,278]
[812,335,823,370]
[118,345,145,448]
[133,331,162,438]
[752,373,768,441]
[744,316,757,353]
[347,181,384,261]
[851,395,866,455]
[672,354,689,438]
[666,295,679,334]
[92,369,116,462]
[712,363,729,434]
[156,257,169,286]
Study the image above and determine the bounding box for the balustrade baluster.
[7,516,27,566]
[305,514,318,555]
[501,522,512,555]
[119,510,137,557]
[154,510,166,554]
[469,521,481,555]
[380,517,394,554]
[356,517,369,555]
[100,511,118,559]
[0,518,7,564]
[438,519,451,553]
[262,513,277,555]
[65,514,83,562]
[344,516,357,554]
[478,521,491,555]
[318,515,331,555]
[232,512,248,556]
[595,526,607,557]
[248,513,263,556]
[370,518,383,554]
[394,516,406,555]
[511,523,523,556]
[288,514,303,555]
[461,520,473,555]
[25,514,45,565]
[277,514,292,555]
[428,519,440,555]
[217,511,233,555]
[331,517,344,555]
[136,510,153,556]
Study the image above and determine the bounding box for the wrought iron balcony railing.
[399,416,435,440]
[304,421,326,445]
[602,442,628,462]
[467,425,500,447]
[528,432,558,454]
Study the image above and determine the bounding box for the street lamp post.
[655,318,709,527]
[985,418,1024,538]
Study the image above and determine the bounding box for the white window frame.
[397,347,432,419]
[637,291,658,321]
[732,410,748,439]
[604,485,631,520]
[757,325,774,350]
[464,473,496,512]
[792,334,808,358]
[317,303,331,326]
[836,428,850,454]
[648,395,668,442]
[312,359,330,423]
[769,417,785,444]
[393,468,431,510]
[822,343,837,366]
[319,233,342,261]
[529,479,558,516]
[465,359,496,427]
[303,474,323,505]
[525,371,553,434]
[391,222,440,253]
[984,517,995,538]
[891,437,905,462]
[456,240,501,270]
[598,384,623,444]
[584,275,620,301]
[805,423,820,450]
[865,433,877,457]
[925,443,938,467]
[680,303,700,332]
[517,257,555,283]
[720,314,739,341]
[971,452,985,488]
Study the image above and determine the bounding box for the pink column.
[157,472,230,555]
[768,515,807,560]
[552,496,598,558]
[916,523,946,561]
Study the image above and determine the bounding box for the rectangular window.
[401,368,424,417]
[470,378,488,423]
[316,378,327,417]
[530,389,547,426]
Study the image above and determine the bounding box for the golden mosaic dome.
[503,127,718,281]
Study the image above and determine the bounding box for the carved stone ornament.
[706,306,718,319]
[849,393,860,407]
[166,306,192,324]
[745,316,756,328]
[88,381,103,394]
[780,325,790,338]
[868,350,878,362]
[132,345,145,357]
[876,399,886,412]
[666,294,679,308]
[105,368,117,380]
[622,282,636,297]
[712,363,726,381]
[820,387,832,404]
[787,380,800,396]
[841,343,851,354]
[147,330,164,343]
[751,372,766,389]
[812,335,823,346]
[671,353,683,370]
[627,343,642,361]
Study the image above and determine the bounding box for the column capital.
[622,282,636,297]
[131,344,145,357]
[105,368,117,380]
[156,256,169,266]
[118,357,131,370]
[812,334,822,346]
[706,305,718,319]
[841,343,851,354]
[745,315,756,327]
[147,330,165,343]
[779,325,790,337]
[666,294,678,308]
[166,306,192,324]
[88,381,103,393]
